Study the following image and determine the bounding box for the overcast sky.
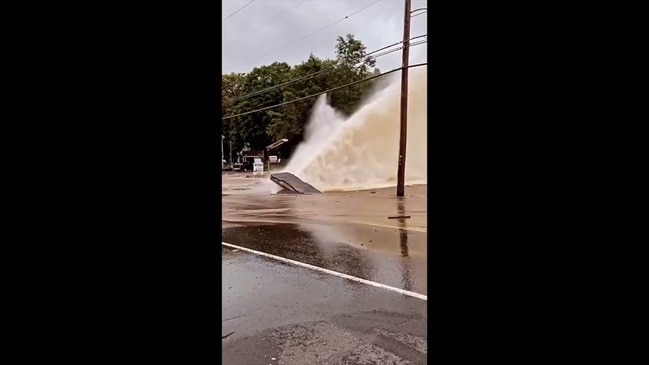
[222,0,428,74]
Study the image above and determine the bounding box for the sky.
[222,0,428,74]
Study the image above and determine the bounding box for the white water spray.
[272,67,427,193]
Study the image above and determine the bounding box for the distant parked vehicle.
[233,156,258,172]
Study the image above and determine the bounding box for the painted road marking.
[222,241,427,301]
[222,219,427,233]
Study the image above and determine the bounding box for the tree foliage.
[221,34,380,158]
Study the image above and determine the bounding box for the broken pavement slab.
[270,172,321,195]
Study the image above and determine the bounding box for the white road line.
[222,241,427,301]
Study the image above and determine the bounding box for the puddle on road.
[222,222,427,295]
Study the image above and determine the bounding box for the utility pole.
[229,141,233,166]
[396,0,411,197]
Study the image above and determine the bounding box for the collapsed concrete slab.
[270,172,322,195]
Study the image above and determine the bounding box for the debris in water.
[388,215,411,219]
[222,331,235,339]
[269,172,321,194]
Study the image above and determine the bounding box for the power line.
[223,34,427,103]
[367,38,427,59]
[366,34,427,59]
[224,38,426,103]
[222,62,427,120]
[223,0,256,23]
[224,67,333,104]
[251,0,383,63]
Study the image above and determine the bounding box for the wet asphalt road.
[222,247,427,364]
[222,222,427,364]
[223,222,427,295]
[222,175,427,364]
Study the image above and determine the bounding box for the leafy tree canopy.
[221,34,381,159]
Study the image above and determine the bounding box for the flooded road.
[222,174,428,364]
[222,173,427,231]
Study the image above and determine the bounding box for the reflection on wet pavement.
[222,250,427,364]
[222,221,427,295]
[396,198,413,292]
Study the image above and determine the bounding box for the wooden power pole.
[396,0,411,197]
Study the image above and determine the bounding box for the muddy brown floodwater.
[222,173,428,291]
[221,173,428,364]
[222,173,427,231]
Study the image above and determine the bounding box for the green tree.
[267,55,336,150]
[236,62,291,150]
[221,34,382,159]
[329,34,379,115]
[221,72,246,155]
